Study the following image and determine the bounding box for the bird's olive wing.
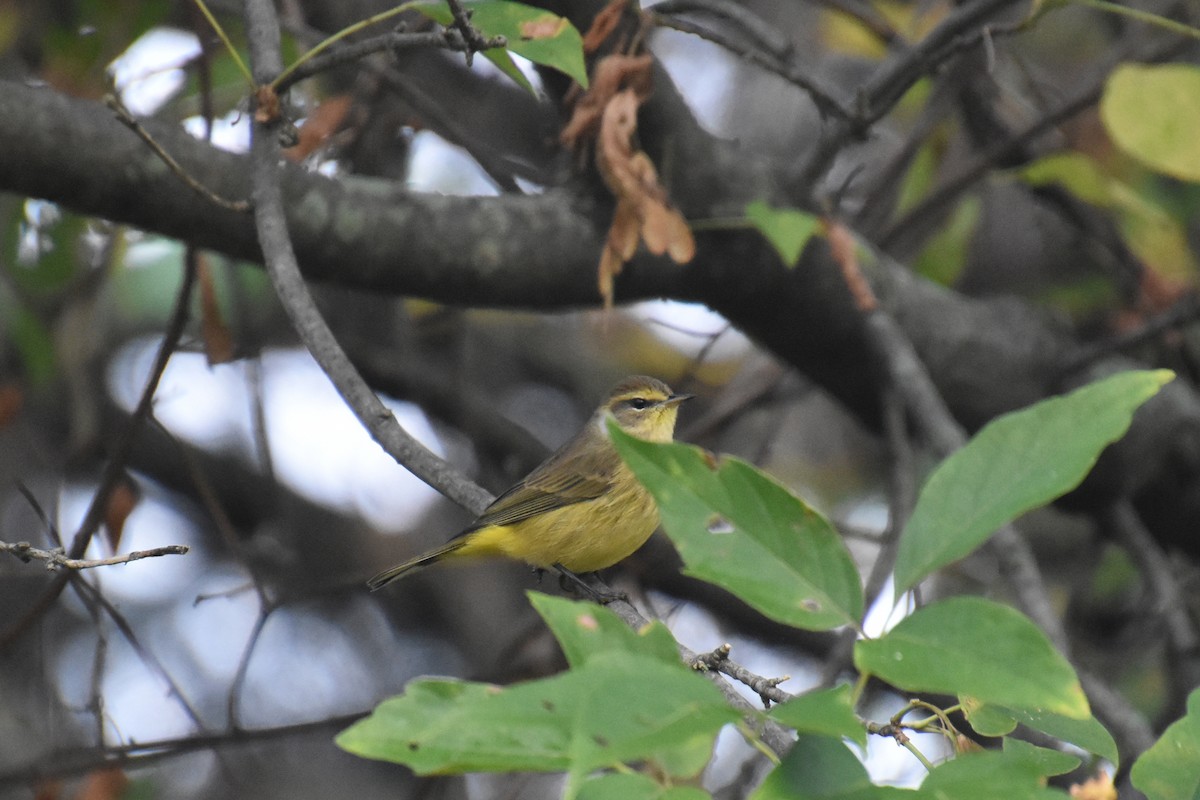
[469,471,612,530]
[466,440,619,531]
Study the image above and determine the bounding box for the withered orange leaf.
[560,54,652,149]
[825,218,876,312]
[582,0,630,54]
[198,254,236,365]
[592,89,695,306]
[0,383,23,429]
[103,475,140,556]
[285,94,353,162]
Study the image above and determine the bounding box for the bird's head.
[601,375,692,443]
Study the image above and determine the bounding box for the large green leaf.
[770,685,866,747]
[917,748,1068,800]
[745,201,821,267]
[1101,63,1200,182]
[528,592,715,779]
[962,698,1118,766]
[751,735,913,800]
[337,652,737,796]
[529,592,680,669]
[854,597,1089,719]
[611,424,864,631]
[894,370,1172,596]
[1131,686,1200,800]
[415,1,587,91]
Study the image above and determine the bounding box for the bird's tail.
[367,538,468,591]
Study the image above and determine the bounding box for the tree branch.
[0,540,189,571]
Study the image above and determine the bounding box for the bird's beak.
[664,393,694,407]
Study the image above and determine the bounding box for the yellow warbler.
[368,376,691,590]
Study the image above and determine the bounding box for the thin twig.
[1,240,201,650]
[242,0,493,517]
[444,0,506,67]
[272,29,451,95]
[104,94,251,213]
[0,713,365,790]
[650,12,851,120]
[1101,500,1200,696]
[0,540,189,571]
[1064,294,1200,374]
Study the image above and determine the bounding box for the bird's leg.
[553,564,628,605]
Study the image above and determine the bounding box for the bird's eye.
[627,398,650,410]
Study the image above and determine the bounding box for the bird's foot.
[553,564,628,605]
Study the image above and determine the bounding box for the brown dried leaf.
[597,93,694,248]
[560,54,652,149]
[198,255,236,365]
[284,95,353,162]
[825,218,877,312]
[103,475,140,554]
[74,768,128,800]
[0,383,23,429]
[582,0,630,54]
[1069,773,1117,800]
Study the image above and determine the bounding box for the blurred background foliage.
[0,0,1198,797]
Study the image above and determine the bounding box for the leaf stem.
[271,1,422,91]
[191,0,255,87]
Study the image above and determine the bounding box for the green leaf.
[415,1,588,90]
[918,749,1067,800]
[894,370,1172,596]
[1101,63,1200,182]
[337,652,737,791]
[578,773,711,800]
[526,594,715,778]
[610,423,864,631]
[2,300,56,387]
[854,597,1090,719]
[745,201,821,267]
[1131,686,1200,800]
[963,699,1118,766]
[913,195,979,287]
[751,735,913,800]
[770,685,866,747]
[529,592,680,668]
[1002,737,1081,778]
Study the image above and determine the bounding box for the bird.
[367,375,692,591]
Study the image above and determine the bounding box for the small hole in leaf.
[800,598,822,613]
[408,741,420,751]
[706,514,734,535]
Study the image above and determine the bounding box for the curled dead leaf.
[582,0,631,54]
[560,54,652,149]
[0,383,23,429]
[198,254,236,365]
[595,91,695,294]
[284,95,352,162]
[103,475,140,554]
[825,218,877,312]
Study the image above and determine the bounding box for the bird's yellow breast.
[457,461,659,572]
